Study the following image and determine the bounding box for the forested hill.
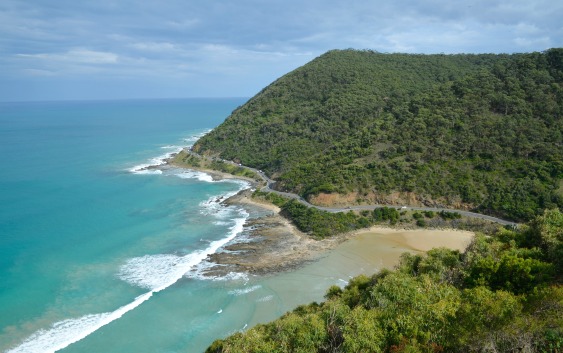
[194,49,563,221]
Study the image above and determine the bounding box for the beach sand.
[320,227,474,274]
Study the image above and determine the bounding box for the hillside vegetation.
[194,49,563,221]
[253,191,495,238]
[206,210,562,353]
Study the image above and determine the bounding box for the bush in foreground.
[206,210,562,353]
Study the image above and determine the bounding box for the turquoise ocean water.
[0,98,342,353]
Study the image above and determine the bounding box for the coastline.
[202,189,343,276]
[164,157,475,277]
[165,159,261,187]
[163,158,351,275]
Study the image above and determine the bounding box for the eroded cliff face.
[309,191,475,210]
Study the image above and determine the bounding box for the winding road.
[186,149,518,227]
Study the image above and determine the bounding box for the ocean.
[0,98,369,353]
[0,98,343,353]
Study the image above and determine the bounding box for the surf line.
[7,215,247,353]
[128,130,211,175]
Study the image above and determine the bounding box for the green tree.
[527,208,563,272]
[454,286,521,350]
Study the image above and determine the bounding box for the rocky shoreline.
[199,189,346,277]
[162,158,346,277]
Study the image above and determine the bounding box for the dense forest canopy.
[195,49,563,221]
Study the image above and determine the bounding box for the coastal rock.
[200,190,341,277]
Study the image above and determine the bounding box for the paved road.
[186,149,518,227]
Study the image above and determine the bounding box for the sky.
[1,0,562,102]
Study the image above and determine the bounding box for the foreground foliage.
[195,49,563,221]
[206,209,562,353]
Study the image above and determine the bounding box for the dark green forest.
[206,209,562,353]
[194,49,563,221]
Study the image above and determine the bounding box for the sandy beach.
[200,186,475,277]
[327,227,474,271]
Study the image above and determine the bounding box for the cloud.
[165,18,200,30]
[22,68,57,76]
[1,0,562,101]
[130,42,179,52]
[514,36,551,48]
[17,49,119,64]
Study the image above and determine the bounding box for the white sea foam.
[6,292,152,353]
[257,295,274,303]
[8,211,249,353]
[174,170,251,190]
[119,213,247,290]
[186,257,250,282]
[183,129,212,145]
[128,147,182,175]
[130,166,163,175]
[128,129,213,175]
[9,129,254,353]
[219,271,249,281]
[175,170,214,183]
[226,179,252,189]
[117,254,200,290]
[228,285,261,296]
[199,190,243,219]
